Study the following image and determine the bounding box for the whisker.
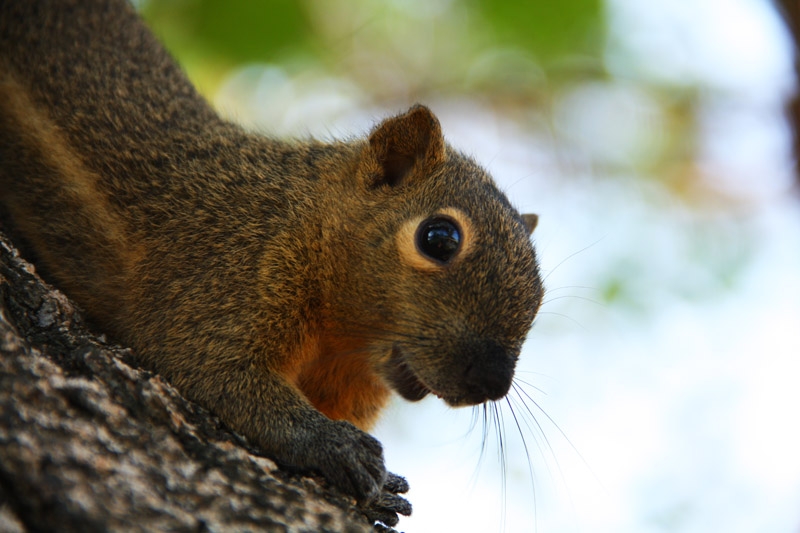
[508,385,561,484]
[513,381,597,479]
[493,401,508,533]
[508,376,548,396]
[504,395,538,533]
[534,311,588,331]
[541,294,604,307]
[540,238,604,285]
[542,284,599,294]
[468,404,492,493]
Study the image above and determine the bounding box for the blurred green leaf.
[472,0,605,64]
[140,0,311,64]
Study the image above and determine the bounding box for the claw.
[383,472,409,494]
[361,474,412,530]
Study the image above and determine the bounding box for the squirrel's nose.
[460,338,515,403]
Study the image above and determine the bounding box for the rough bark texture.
[0,229,383,533]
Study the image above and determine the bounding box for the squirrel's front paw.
[305,419,388,504]
[362,472,412,528]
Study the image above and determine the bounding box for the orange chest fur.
[292,334,390,431]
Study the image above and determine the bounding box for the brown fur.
[0,0,543,509]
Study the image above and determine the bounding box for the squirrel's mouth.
[385,346,432,402]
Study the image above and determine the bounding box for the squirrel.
[0,0,544,526]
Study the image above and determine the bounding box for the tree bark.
[0,230,380,533]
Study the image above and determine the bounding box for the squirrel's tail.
[0,73,138,330]
[0,0,165,332]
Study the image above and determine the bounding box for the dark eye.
[416,216,461,263]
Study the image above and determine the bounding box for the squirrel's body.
[0,0,543,521]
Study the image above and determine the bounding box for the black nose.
[460,338,516,403]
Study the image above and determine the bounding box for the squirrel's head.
[328,105,543,407]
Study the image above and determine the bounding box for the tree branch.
[0,229,380,533]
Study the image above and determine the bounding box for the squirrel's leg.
[190,362,388,504]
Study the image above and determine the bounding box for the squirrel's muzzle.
[456,338,516,405]
[385,338,518,407]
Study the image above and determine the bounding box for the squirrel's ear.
[521,213,539,235]
[362,105,446,188]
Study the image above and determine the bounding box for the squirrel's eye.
[416,216,461,263]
